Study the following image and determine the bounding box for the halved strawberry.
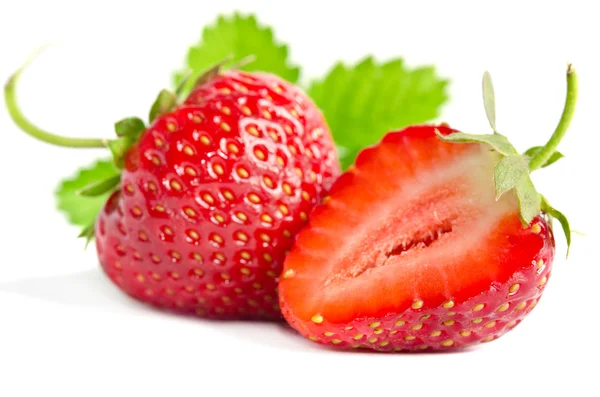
[279,68,576,351]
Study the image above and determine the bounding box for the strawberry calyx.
[4,48,242,244]
[436,65,577,254]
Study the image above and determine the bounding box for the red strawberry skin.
[279,125,555,350]
[95,71,340,319]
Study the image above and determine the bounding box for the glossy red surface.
[95,71,340,319]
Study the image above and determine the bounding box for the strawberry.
[6,59,340,319]
[279,67,577,350]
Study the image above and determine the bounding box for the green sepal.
[114,117,145,139]
[149,90,178,123]
[482,71,497,131]
[523,146,564,168]
[78,222,96,249]
[515,173,541,226]
[541,196,572,256]
[494,155,530,200]
[107,138,131,169]
[436,130,518,156]
[77,174,121,197]
[192,56,233,89]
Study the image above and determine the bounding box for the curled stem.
[4,48,107,149]
[529,64,578,171]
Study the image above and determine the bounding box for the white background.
[1,0,599,395]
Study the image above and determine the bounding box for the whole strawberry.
[6,60,340,319]
[279,67,576,350]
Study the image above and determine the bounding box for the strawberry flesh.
[279,125,554,350]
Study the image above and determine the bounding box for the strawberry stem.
[4,50,107,149]
[529,64,578,171]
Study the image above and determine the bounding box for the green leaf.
[56,159,120,229]
[78,175,121,197]
[515,174,541,226]
[308,57,448,169]
[482,71,497,131]
[174,13,300,93]
[114,117,145,139]
[436,131,518,156]
[107,138,131,169]
[541,196,572,256]
[494,155,529,200]
[523,146,564,168]
[149,90,178,123]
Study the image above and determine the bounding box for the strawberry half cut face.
[279,126,554,351]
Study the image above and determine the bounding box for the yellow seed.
[420,314,431,321]
[192,253,203,262]
[497,303,510,312]
[162,226,173,236]
[308,336,318,341]
[263,176,274,188]
[236,212,248,221]
[202,193,215,205]
[460,330,472,337]
[187,230,200,240]
[213,164,224,175]
[262,110,272,119]
[417,345,428,350]
[443,320,455,326]
[412,323,423,331]
[212,234,224,244]
[368,337,378,343]
[299,212,308,221]
[240,251,251,260]
[220,122,231,132]
[221,296,232,304]
[252,283,262,290]
[485,321,497,328]
[282,183,293,196]
[138,231,148,241]
[150,155,161,166]
[266,271,276,278]
[147,182,157,191]
[481,335,494,342]
[472,303,485,311]
[531,223,542,234]
[430,330,442,337]
[193,268,204,276]
[184,207,197,217]
[395,320,406,327]
[248,193,261,204]
[221,106,231,115]
[170,180,182,191]
[214,214,225,224]
[132,207,142,217]
[380,341,390,347]
[323,331,334,337]
[154,138,164,148]
[205,284,215,291]
[507,320,517,327]
[509,283,520,295]
[539,276,547,286]
[227,143,239,154]
[263,253,273,262]
[331,339,342,345]
[276,156,285,166]
[191,114,203,123]
[290,109,299,118]
[472,318,483,324]
[261,214,274,223]
[394,347,403,352]
[136,274,145,283]
[354,334,363,340]
[311,314,323,324]
[254,148,266,160]
[220,273,230,280]
[389,330,398,335]
[369,322,381,328]
[374,328,384,335]
[279,204,289,215]
[199,136,210,145]
[515,301,527,310]
[241,106,251,116]
[283,269,295,279]
[236,232,249,242]
[151,254,161,263]
[412,300,424,309]
[183,146,194,156]
[237,167,249,179]
[442,300,455,309]
[345,326,353,331]
[302,191,311,201]
[537,259,545,269]
[185,166,197,176]
[441,339,454,347]
[167,122,176,132]
[404,335,416,341]
[446,312,456,316]
[247,126,260,136]
[283,230,292,238]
